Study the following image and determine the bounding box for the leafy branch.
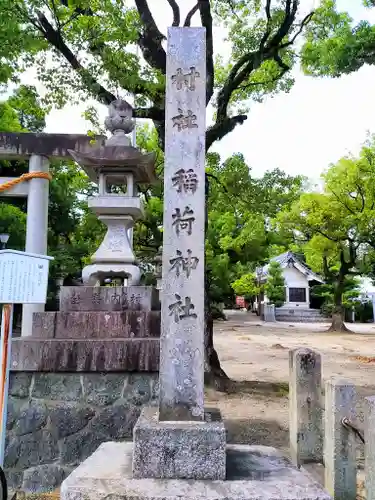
[14,0,313,152]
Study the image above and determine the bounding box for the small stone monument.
[69,100,157,286]
[61,27,331,500]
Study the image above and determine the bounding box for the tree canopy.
[0,0,324,149]
[277,136,375,331]
[301,0,375,78]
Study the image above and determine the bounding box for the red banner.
[236,296,246,308]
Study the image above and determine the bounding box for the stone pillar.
[21,154,50,337]
[324,379,356,500]
[289,348,323,466]
[306,286,310,307]
[365,396,375,500]
[132,27,226,482]
[285,286,289,304]
[158,27,206,422]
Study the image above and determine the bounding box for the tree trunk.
[204,292,231,391]
[328,310,350,332]
[203,175,229,390]
[327,277,351,333]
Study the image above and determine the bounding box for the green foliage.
[231,273,259,299]
[353,299,373,323]
[0,203,26,249]
[277,189,360,325]
[205,153,303,306]
[0,102,23,132]
[46,161,102,282]
[8,85,48,132]
[264,261,285,307]
[301,0,375,77]
[311,276,360,316]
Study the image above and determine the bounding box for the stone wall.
[275,308,326,323]
[6,372,158,493]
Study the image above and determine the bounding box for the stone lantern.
[69,99,157,286]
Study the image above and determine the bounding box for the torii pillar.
[0,132,105,336]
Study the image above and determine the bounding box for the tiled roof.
[256,251,324,283]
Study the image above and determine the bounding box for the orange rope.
[0,172,52,193]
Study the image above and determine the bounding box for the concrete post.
[365,396,375,500]
[264,304,276,322]
[289,348,323,466]
[324,378,356,500]
[21,154,50,337]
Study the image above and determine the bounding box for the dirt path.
[206,311,375,457]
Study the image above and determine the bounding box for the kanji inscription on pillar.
[172,206,195,235]
[159,27,206,421]
[169,249,199,278]
[172,109,198,131]
[171,67,200,91]
[172,169,198,194]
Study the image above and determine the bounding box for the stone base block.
[132,406,226,480]
[32,311,160,339]
[11,338,159,372]
[61,442,331,500]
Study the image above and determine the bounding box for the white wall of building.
[281,266,310,309]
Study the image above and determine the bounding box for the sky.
[34,0,375,181]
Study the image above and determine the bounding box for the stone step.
[275,315,327,323]
[277,309,323,315]
[59,286,159,312]
[32,311,160,339]
[276,310,324,315]
[275,309,322,318]
[11,338,159,372]
[275,309,326,323]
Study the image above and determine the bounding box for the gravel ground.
[207,311,375,459]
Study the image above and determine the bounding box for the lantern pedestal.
[82,263,141,286]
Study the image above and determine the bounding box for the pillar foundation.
[61,442,331,500]
[132,406,226,480]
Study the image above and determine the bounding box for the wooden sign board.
[0,250,53,304]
